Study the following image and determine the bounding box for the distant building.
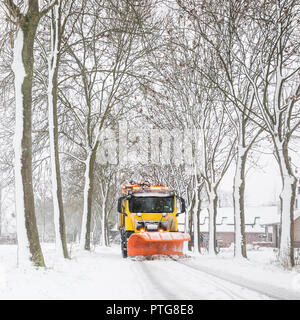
[197,206,279,248]
[0,232,17,244]
[193,182,300,249]
[260,183,300,248]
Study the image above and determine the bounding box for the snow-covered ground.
[0,243,299,300]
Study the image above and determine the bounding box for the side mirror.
[176,197,186,214]
[117,197,124,213]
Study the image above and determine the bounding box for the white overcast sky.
[221,138,300,206]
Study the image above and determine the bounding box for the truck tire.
[121,239,128,258]
[121,231,134,259]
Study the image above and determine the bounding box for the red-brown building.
[259,184,300,248]
[260,213,300,248]
[190,184,300,249]
[194,206,279,248]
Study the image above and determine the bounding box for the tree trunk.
[275,140,296,268]
[233,145,247,259]
[100,186,110,247]
[197,189,202,254]
[80,149,97,250]
[48,60,69,259]
[48,4,69,259]
[208,186,218,255]
[193,185,201,255]
[188,192,195,251]
[100,199,106,246]
[13,16,45,267]
[193,207,200,255]
[105,218,110,246]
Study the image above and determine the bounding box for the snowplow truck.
[117,182,190,258]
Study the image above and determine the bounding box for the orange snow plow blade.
[127,232,190,256]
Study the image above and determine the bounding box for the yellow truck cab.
[117,182,188,258]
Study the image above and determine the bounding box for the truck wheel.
[121,231,134,259]
[121,240,127,258]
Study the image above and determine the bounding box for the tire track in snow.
[171,258,287,300]
[169,257,269,300]
[133,257,252,300]
[128,260,165,300]
[161,257,250,300]
[132,260,181,300]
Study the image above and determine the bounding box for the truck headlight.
[136,212,142,217]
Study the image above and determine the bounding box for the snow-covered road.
[1,244,299,300]
[175,259,300,300]
[133,257,272,300]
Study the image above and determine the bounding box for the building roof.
[198,206,280,233]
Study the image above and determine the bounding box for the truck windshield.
[129,196,174,213]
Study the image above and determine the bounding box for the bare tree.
[144,10,236,255]
[238,0,300,267]
[3,0,58,267]
[175,0,266,258]
[46,0,74,259]
[58,0,157,250]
